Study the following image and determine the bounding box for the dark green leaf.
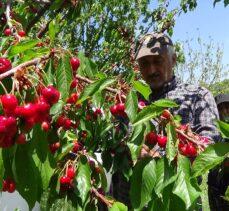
[173,155,201,209]
[153,99,178,108]
[125,90,138,123]
[130,158,157,209]
[128,123,146,145]
[77,78,115,104]
[50,198,76,211]
[75,155,92,204]
[133,81,151,101]
[6,40,39,58]
[132,105,163,126]
[192,142,229,177]
[12,145,39,210]
[166,123,177,164]
[216,120,229,139]
[56,55,73,101]
[154,157,177,198]
[49,19,60,43]
[44,59,55,85]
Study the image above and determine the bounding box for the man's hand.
[139,144,161,159]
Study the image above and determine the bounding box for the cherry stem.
[0,54,50,81]
[0,80,8,94]
[175,128,205,150]
[91,187,113,208]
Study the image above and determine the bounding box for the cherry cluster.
[145,132,168,148]
[2,177,16,193]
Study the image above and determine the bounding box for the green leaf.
[12,145,39,210]
[153,99,178,108]
[133,81,151,101]
[56,142,74,161]
[173,155,201,209]
[130,158,157,209]
[128,123,146,145]
[125,90,138,123]
[154,157,177,198]
[109,202,128,211]
[216,120,229,139]
[0,149,5,190]
[49,18,60,43]
[166,123,177,164]
[192,142,229,177]
[56,55,73,101]
[77,78,115,104]
[6,40,39,58]
[84,58,98,79]
[50,198,76,211]
[75,155,92,205]
[132,105,163,126]
[223,186,229,201]
[127,142,141,162]
[44,59,55,85]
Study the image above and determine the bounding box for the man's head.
[215,94,229,122]
[135,32,176,90]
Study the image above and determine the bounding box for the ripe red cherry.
[72,142,82,152]
[1,94,18,114]
[60,175,70,186]
[157,135,167,148]
[8,181,16,193]
[116,103,125,113]
[138,101,146,109]
[70,78,77,89]
[186,143,197,156]
[41,121,50,132]
[18,30,26,37]
[63,118,71,129]
[56,115,65,127]
[0,58,12,73]
[36,42,43,47]
[110,105,118,116]
[4,28,11,36]
[95,108,102,115]
[67,167,75,178]
[16,103,36,119]
[145,132,158,144]
[42,86,60,105]
[49,142,60,153]
[16,133,26,144]
[161,109,171,120]
[70,58,80,72]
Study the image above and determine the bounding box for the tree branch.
[0,54,50,81]
[5,0,12,27]
[91,187,113,208]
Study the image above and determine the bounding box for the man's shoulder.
[175,82,211,95]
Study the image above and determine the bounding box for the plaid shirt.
[111,77,221,208]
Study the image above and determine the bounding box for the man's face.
[218,102,229,122]
[137,53,176,90]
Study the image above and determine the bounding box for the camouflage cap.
[135,32,173,60]
[215,94,229,105]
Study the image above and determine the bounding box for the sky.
[171,1,229,67]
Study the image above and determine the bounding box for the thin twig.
[5,0,12,27]
[91,187,113,208]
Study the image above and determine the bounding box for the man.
[112,32,220,207]
[208,93,229,211]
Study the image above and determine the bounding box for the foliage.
[0,0,229,211]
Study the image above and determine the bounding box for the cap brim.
[215,94,229,105]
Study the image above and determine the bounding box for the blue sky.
[171,1,229,66]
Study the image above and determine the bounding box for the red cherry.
[60,176,70,186]
[70,78,77,89]
[66,93,79,104]
[41,121,50,132]
[116,103,125,113]
[0,58,12,73]
[36,42,43,47]
[2,180,8,192]
[49,142,60,153]
[63,118,71,129]
[186,143,197,156]
[67,167,75,178]
[18,30,26,37]
[138,101,146,109]
[70,58,80,72]
[1,94,18,115]
[16,133,26,144]
[4,28,11,36]
[95,108,102,115]
[180,144,188,156]
[161,109,171,120]
[16,103,36,119]
[145,132,158,144]
[110,105,118,116]
[157,135,167,148]
[72,142,82,152]
[7,181,16,193]
[56,115,65,127]
[42,86,60,105]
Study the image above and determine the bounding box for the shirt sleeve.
[192,88,221,142]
